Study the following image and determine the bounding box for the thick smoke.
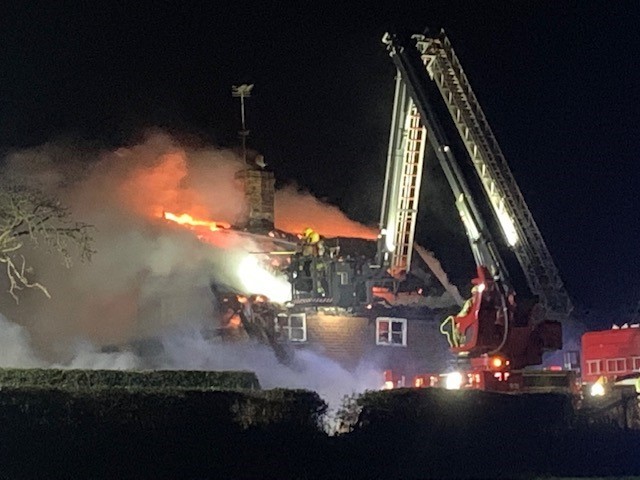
[0,313,44,368]
[0,131,381,411]
[157,328,382,410]
[275,185,377,239]
[1,132,249,354]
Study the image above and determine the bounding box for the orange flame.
[163,211,231,231]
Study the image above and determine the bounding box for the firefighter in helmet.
[298,227,329,296]
[301,227,321,256]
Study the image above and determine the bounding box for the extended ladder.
[379,74,427,277]
[413,31,573,320]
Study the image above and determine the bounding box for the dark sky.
[2,2,639,318]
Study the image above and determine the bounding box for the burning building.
[155,153,457,380]
[0,126,457,393]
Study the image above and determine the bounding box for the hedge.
[351,387,575,433]
[0,386,328,479]
[0,367,260,391]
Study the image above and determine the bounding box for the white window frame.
[633,357,640,371]
[586,359,602,375]
[376,317,407,347]
[606,358,627,373]
[277,313,307,342]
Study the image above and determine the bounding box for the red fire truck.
[581,324,640,396]
[377,31,572,393]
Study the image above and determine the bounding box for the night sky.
[2,2,639,321]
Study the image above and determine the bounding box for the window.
[606,358,627,373]
[633,357,640,371]
[586,360,603,375]
[376,317,407,346]
[277,313,307,342]
[337,272,349,285]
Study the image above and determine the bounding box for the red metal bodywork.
[384,267,565,393]
[412,370,517,391]
[411,357,517,392]
[405,366,578,394]
[447,266,562,369]
[448,266,490,355]
[581,326,640,383]
[385,266,565,392]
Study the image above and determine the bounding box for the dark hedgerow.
[0,372,639,479]
[0,367,260,391]
[0,385,328,479]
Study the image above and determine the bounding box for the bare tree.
[0,182,94,302]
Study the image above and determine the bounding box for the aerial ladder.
[381,31,570,369]
[378,74,427,279]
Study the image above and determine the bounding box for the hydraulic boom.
[382,31,566,367]
[413,31,572,322]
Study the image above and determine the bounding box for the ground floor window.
[633,357,640,371]
[376,317,407,346]
[277,313,307,342]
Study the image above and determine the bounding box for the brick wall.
[235,167,275,231]
[299,311,451,376]
[304,313,369,370]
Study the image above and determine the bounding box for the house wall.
[297,310,452,378]
[303,313,369,370]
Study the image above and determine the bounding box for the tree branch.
[0,181,94,302]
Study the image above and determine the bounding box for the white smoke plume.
[157,327,382,409]
[1,132,250,354]
[414,244,464,307]
[0,313,44,368]
[0,130,382,414]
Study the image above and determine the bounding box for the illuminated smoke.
[275,185,377,239]
[157,328,382,412]
[0,132,254,353]
[0,313,44,368]
[0,317,379,421]
[237,256,291,303]
[0,131,381,409]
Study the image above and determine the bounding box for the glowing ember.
[163,211,231,231]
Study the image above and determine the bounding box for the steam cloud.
[0,131,381,411]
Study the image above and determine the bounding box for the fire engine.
[277,30,576,392]
[375,30,575,392]
[581,323,640,396]
[260,30,638,401]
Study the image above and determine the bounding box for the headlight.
[445,371,463,390]
[590,382,605,397]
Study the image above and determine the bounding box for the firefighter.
[301,227,321,256]
[299,227,330,296]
